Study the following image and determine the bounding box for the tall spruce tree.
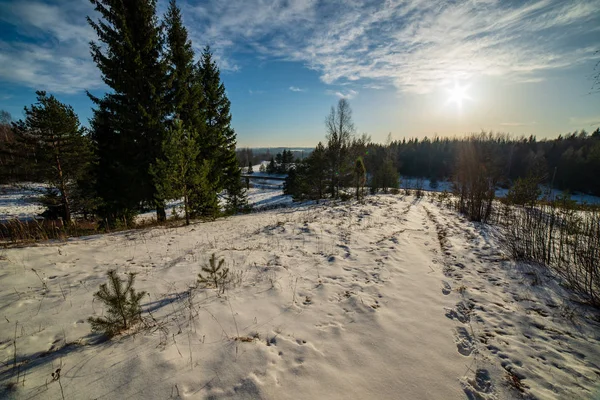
[164,0,203,131]
[12,91,92,222]
[163,0,218,218]
[87,0,169,225]
[197,46,246,213]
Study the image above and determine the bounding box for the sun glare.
[447,82,471,108]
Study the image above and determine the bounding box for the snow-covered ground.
[0,184,45,221]
[1,195,598,399]
[3,176,599,223]
[242,161,286,179]
[401,177,600,205]
[137,188,293,222]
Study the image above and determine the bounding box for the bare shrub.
[502,199,600,306]
[453,134,501,222]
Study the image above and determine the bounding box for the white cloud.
[326,89,358,99]
[1,0,598,96]
[289,86,306,92]
[0,0,102,93]
[183,0,600,94]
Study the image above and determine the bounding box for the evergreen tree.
[506,174,542,209]
[87,0,169,225]
[247,161,254,174]
[197,46,246,212]
[0,111,18,184]
[281,149,294,172]
[88,270,146,337]
[284,142,328,202]
[12,91,92,222]
[267,157,276,174]
[150,120,204,225]
[283,163,304,199]
[163,0,220,218]
[187,159,220,218]
[223,174,249,215]
[372,158,399,193]
[308,142,328,200]
[164,0,204,131]
[197,253,229,295]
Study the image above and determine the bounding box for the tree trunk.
[55,154,71,223]
[156,203,166,222]
[184,190,190,226]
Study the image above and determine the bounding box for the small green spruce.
[88,270,146,337]
[197,254,229,295]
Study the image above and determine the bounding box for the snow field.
[0,195,598,399]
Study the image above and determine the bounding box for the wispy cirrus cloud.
[1,0,598,96]
[326,89,358,99]
[184,0,600,94]
[289,86,306,92]
[0,0,102,93]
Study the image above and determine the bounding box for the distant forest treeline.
[236,148,312,169]
[242,127,600,197]
[363,130,600,195]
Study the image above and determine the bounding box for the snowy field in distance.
[2,173,599,223]
[1,182,292,222]
[0,184,45,221]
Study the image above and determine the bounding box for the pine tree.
[162,0,220,220]
[267,157,276,174]
[247,161,254,174]
[150,119,204,225]
[188,159,220,218]
[284,142,328,202]
[197,253,229,295]
[87,0,169,225]
[224,174,249,215]
[164,0,204,132]
[197,46,246,212]
[12,91,92,222]
[0,110,18,184]
[307,142,328,200]
[88,270,146,337]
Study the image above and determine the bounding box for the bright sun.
[447,82,471,108]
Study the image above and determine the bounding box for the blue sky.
[0,0,599,147]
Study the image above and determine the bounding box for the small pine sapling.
[88,270,146,337]
[197,254,229,295]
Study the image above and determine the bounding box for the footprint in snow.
[454,326,475,356]
[445,302,472,323]
[442,281,452,295]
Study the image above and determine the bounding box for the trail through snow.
[0,195,598,399]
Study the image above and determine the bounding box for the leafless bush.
[453,134,501,222]
[502,201,599,306]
